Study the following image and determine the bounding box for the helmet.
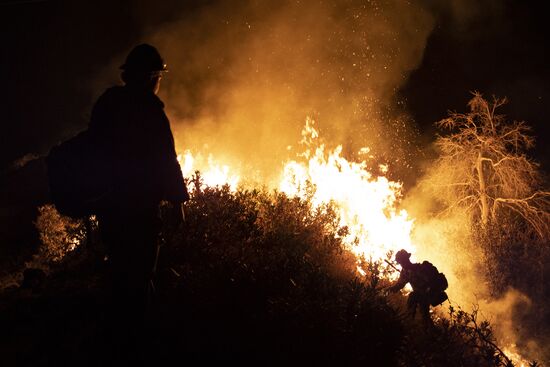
[120,44,168,73]
[395,249,411,264]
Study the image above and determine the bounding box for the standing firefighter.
[389,249,448,324]
[89,44,189,343]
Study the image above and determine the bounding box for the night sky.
[1,0,548,172]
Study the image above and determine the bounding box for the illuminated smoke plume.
[144,0,435,183]
[94,0,543,363]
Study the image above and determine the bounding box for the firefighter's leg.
[419,300,432,326]
[407,292,419,319]
[125,209,162,317]
[112,210,161,360]
[97,212,136,362]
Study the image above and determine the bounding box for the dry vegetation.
[1,94,547,365]
[422,93,550,364]
[427,93,550,238]
[0,174,541,366]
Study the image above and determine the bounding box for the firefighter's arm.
[388,273,408,293]
[161,200,186,227]
[170,201,186,226]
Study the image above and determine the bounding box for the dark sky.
[400,0,550,169]
[1,0,548,171]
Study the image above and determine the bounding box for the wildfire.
[175,119,540,364]
[502,346,530,367]
[178,150,240,190]
[279,118,415,263]
[178,118,415,267]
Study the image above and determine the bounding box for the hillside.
[0,181,535,366]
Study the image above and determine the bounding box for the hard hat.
[120,44,168,73]
[395,249,411,264]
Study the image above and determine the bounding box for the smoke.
[91,0,545,361]
[404,159,548,363]
[88,0,508,183]
[138,1,546,358]
[480,289,548,364]
[135,0,435,183]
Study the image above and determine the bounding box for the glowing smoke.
[90,0,544,363]
[144,0,434,184]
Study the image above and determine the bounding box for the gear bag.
[420,261,448,292]
[46,130,112,218]
[430,290,449,306]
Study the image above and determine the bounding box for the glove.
[167,201,185,227]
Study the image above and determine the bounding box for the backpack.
[420,261,448,292]
[46,130,112,218]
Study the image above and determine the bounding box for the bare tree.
[427,92,550,239]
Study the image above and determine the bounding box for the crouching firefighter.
[388,249,448,324]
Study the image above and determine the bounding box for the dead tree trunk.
[476,152,490,226]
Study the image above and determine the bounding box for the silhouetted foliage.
[424,94,550,363]
[0,174,540,366]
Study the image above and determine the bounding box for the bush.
[32,204,86,269]
[151,176,533,366]
[1,176,539,366]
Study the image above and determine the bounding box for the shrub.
[31,204,86,269]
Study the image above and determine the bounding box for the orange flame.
[502,346,530,367]
[279,118,415,263]
[178,150,240,190]
[178,118,415,269]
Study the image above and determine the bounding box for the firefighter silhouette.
[88,44,189,356]
[389,249,448,324]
